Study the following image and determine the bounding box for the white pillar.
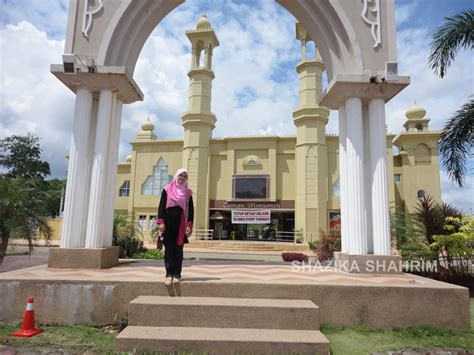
[338,105,349,253]
[102,97,123,247]
[369,98,391,255]
[60,88,93,248]
[345,97,368,255]
[77,99,98,247]
[362,105,373,253]
[85,89,114,248]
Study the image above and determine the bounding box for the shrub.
[314,227,341,262]
[112,214,144,258]
[431,215,474,274]
[281,252,308,262]
[132,249,164,260]
[414,195,462,246]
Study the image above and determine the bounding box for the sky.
[0,0,473,212]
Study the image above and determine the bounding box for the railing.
[193,229,214,240]
[275,231,295,243]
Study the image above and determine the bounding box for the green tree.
[45,178,66,217]
[0,134,52,264]
[428,9,474,187]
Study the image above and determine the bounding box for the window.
[394,174,402,183]
[142,158,171,195]
[149,215,157,231]
[138,215,147,230]
[332,178,340,197]
[233,175,270,200]
[417,190,425,199]
[119,180,130,196]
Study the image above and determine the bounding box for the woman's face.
[177,172,188,185]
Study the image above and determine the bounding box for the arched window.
[415,123,423,132]
[119,180,130,197]
[332,177,340,197]
[142,158,171,195]
[415,143,430,157]
[417,190,425,199]
[305,40,316,59]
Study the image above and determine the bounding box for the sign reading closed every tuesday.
[231,210,271,224]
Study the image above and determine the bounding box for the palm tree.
[428,9,474,187]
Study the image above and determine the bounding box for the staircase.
[116,296,330,354]
[188,240,310,252]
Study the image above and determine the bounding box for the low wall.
[0,278,468,329]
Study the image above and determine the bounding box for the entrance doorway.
[210,210,294,242]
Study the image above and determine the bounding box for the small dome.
[196,14,211,30]
[141,118,154,132]
[405,102,426,120]
[126,154,132,162]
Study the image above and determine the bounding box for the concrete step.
[129,296,320,330]
[115,326,330,354]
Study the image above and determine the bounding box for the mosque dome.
[141,118,154,132]
[126,154,132,163]
[405,102,426,120]
[196,14,211,30]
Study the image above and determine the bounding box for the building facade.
[114,16,441,242]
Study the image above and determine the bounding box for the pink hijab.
[164,168,192,211]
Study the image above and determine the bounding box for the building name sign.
[232,210,271,224]
[223,202,281,209]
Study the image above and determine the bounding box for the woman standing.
[157,168,194,285]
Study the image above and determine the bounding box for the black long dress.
[157,189,194,278]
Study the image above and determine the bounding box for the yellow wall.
[112,129,442,240]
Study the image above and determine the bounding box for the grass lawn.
[1,300,473,353]
[0,323,116,353]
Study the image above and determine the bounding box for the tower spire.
[181,15,220,231]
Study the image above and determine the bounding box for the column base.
[48,247,119,269]
[334,252,402,274]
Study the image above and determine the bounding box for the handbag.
[157,231,164,250]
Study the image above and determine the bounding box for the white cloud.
[0,21,74,177]
[395,2,417,27]
[0,0,68,39]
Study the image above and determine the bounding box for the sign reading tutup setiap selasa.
[231,210,271,224]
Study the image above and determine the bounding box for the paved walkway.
[0,259,451,288]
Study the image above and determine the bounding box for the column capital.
[320,74,410,109]
[50,65,143,104]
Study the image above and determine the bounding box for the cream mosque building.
[114,16,441,242]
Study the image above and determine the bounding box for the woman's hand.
[185,227,192,237]
[159,224,166,234]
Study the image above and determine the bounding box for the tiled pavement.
[0,261,450,288]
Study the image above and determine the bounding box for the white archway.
[51,0,409,268]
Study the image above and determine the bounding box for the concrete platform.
[0,261,469,328]
[116,326,330,354]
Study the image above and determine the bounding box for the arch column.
[344,97,368,254]
[60,88,94,248]
[85,89,117,248]
[338,105,349,253]
[369,98,391,255]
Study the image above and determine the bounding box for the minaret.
[182,15,219,231]
[393,102,441,213]
[293,22,330,240]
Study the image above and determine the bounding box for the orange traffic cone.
[12,297,44,337]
